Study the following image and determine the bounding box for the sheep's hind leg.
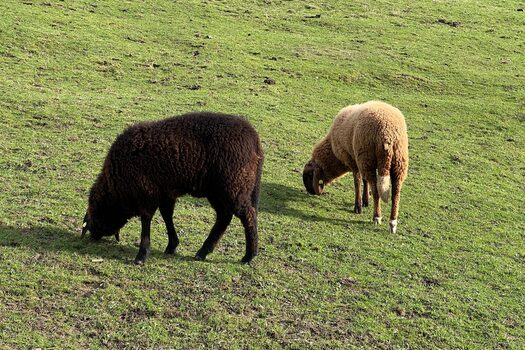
[195,205,233,261]
[353,172,363,214]
[238,205,258,264]
[389,175,403,234]
[135,214,154,265]
[160,198,179,255]
[366,174,382,224]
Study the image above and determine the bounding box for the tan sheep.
[303,101,409,233]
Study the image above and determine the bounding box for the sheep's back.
[103,112,262,198]
[352,102,406,145]
[350,102,408,172]
[329,102,408,169]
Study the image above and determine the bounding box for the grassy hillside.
[1,0,524,348]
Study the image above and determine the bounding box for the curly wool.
[329,101,408,200]
[305,101,409,233]
[85,112,264,263]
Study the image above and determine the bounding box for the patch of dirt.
[437,18,461,27]
[79,280,108,298]
[339,277,357,287]
[422,276,441,287]
[120,308,157,322]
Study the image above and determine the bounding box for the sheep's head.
[81,207,125,242]
[303,160,325,195]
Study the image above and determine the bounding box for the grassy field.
[1,0,524,348]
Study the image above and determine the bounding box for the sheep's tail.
[251,151,264,211]
[377,142,394,203]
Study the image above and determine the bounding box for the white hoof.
[373,217,382,225]
[389,220,398,234]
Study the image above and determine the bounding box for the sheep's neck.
[313,137,348,183]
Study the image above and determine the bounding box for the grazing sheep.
[82,112,264,264]
[303,101,409,233]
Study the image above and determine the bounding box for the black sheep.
[81,112,264,264]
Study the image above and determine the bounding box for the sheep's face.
[82,209,125,242]
[303,160,325,195]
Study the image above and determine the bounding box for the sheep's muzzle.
[303,160,324,195]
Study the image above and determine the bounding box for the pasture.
[0,0,524,348]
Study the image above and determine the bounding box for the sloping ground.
[0,0,524,348]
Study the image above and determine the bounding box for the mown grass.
[0,0,524,348]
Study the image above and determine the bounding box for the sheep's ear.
[115,231,120,242]
[303,161,316,195]
[312,165,325,195]
[81,213,89,237]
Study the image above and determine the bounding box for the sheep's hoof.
[194,252,207,261]
[241,254,254,264]
[373,217,382,225]
[134,249,149,265]
[134,258,146,265]
[363,200,369,207]
[164,246,177,255]
[354,205,362,214]
[389,220,398,234]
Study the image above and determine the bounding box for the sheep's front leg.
[135,214,153,265]
[195,207,233,261]
[353,172,363,214]
[159,198,179,255]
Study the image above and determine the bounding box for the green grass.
[1,0,524,348]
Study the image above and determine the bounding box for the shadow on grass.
[260,181,369,227]
[0,182,366,264]
[0,224,239,264]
